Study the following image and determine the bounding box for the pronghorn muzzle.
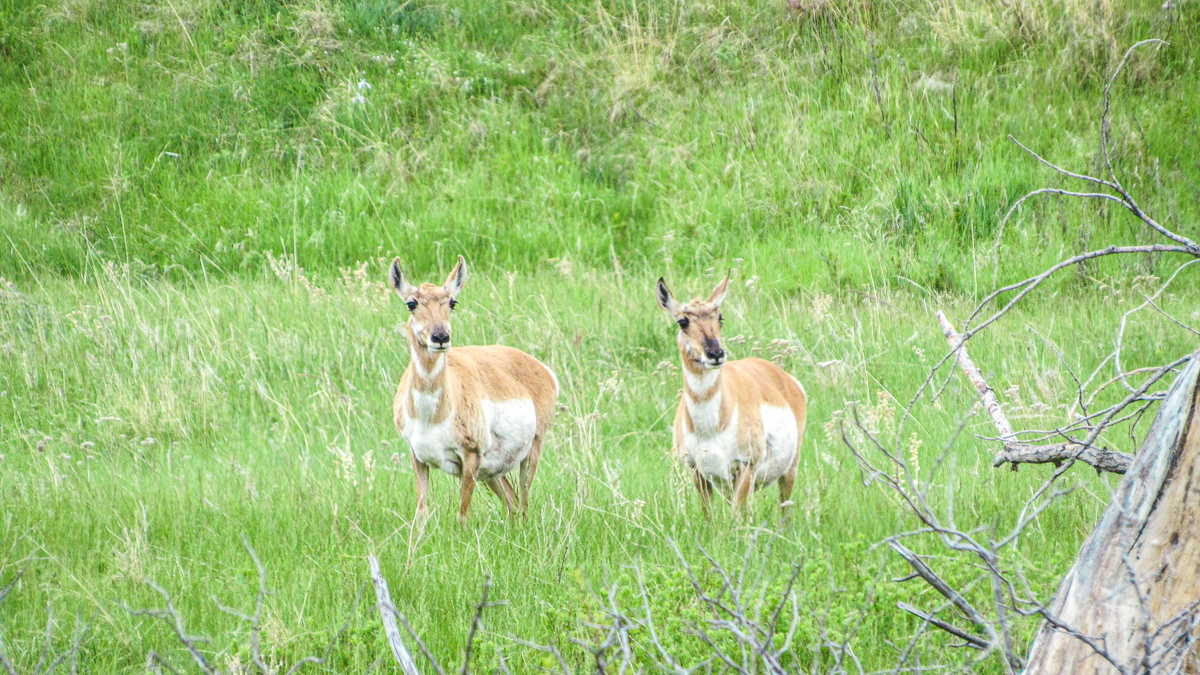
[703,337,725,367]
[429,326,451,350]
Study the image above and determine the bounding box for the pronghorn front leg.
[412,454,431,520]
[692,469,714,517]
[732,462,756,515]
[457,450,481,525]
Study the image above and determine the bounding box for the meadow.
[2,0,1199,671]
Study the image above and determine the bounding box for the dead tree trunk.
[1024,348,1200,674]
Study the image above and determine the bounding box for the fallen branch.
[896,603,987,650]
[889,541,987,628]
[936,310,1133,474]
[367,555,420,675]
[121,581,216,675]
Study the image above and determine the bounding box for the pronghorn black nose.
[431,331,450,346]
[706,347,725,362]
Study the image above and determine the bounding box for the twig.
[896,603,987,650]
[284,580,368,675]
[888,542,986,628]
[121,580,216,675]
[461,576,494,675]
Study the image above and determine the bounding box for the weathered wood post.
[1023,349,1200,674]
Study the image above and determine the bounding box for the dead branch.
[888,542,987,632]
[119,538,362,675]
[937,309,1135,473]
[460,576,490,675]
[213,536,270,675]
[0,566,27,675]
[282,582,367,675]
[840,408,1045,673]
[367,554,420,675]
[895,603,987,650]
[121,580,216,675]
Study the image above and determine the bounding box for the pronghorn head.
[389,255,467,354]
[655,273,730,370]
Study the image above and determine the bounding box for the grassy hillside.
[1,0,1199,671]
[2,0,1198,287]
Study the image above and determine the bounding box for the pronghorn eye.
[406,300,418,311]
[677,317,690,330]
[718,314,724,326]
[449,299,458,310]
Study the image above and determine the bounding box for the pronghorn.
[655,273,807,515]
[390,256,558,524]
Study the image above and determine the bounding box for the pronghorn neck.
[681,353,724,434]
[408,344,450,421]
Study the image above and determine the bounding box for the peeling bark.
[1024,349,1200,674]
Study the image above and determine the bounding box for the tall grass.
[2,256,1198,670]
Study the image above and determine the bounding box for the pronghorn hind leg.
[457,451,481,525]
[778,461,798,519]
[518,435,544,518]
[412,454,431,520]
[692,469,714,518]
[484,477,518,517]
[732,463,755,517]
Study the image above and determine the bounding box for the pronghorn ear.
[707,271,730,308]
[655,277,679,315]
[443,255,467,298]
[389,258,416,298]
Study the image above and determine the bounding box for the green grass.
[2,261,1197,671]
[1,0,1198,286]
[1,0,1199,670]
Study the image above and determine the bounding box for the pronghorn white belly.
[478,398,537,479]
[682,404,798,487]
[756,404,799,485]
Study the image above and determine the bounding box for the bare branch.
[212,535,271,675]
[937,309,1135,474]
[282,580,368,675]
[896,603,987,650]
[967,245,1196,338]
[367,554,421,675]
[461,575,496,675]
[888,542,986,629]
[121,580,216,675]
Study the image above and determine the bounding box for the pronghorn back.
[723,358,807,427]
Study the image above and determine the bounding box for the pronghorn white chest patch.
[402,409,460,476]
[680,367,738,483]
[681,387,741,486]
